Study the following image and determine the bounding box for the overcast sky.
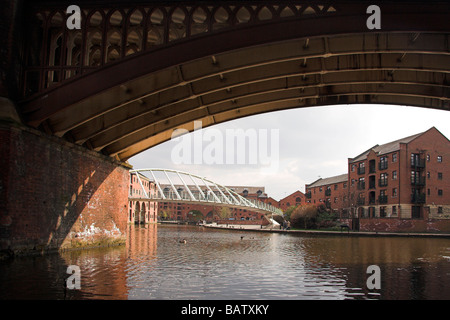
[128,104,450,201]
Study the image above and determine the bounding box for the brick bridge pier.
[1,99,130,256]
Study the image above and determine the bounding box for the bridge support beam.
[0,98,130,257]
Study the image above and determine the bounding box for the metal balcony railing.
[411,176,426,186]
[411,158,425,168]
[411,193,426,204]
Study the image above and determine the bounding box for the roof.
[279,190,305,202]
[306,173,348,189]
[349,131,425,163]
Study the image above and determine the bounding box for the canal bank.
[202,223,450,238]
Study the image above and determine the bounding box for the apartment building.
[304,127,450,232]
[348,127,449,222]
[305,174,348,215]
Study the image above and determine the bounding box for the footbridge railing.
[129,168,282,216]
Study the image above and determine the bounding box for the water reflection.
[0,224,449,300]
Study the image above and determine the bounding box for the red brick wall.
[360,218,450,233]
[408,128,450,207]
[0,124,130,255]
[279,191,306,211]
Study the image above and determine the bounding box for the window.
[358,177,365,189]
[437,156,442,163]
[427,171,431,179]
[392,171,397,180]
[358,162,365,174]
[334,184,338,190]
[392,188,397,197]
[295,197,301,203]
[379,156,388,170]
[392,153,397,163]
[438,189,443,196]
[392,206,397,216]
[351,164,356,172]
[427,154,430,162]
[438,172,443,180]
[438,207,443,214]
[379,173,388,187]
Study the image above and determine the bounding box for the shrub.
[290,205,319,229]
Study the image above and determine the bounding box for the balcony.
[411,176,426,186]
[411,158,425,169]
[379,162,388,170]
[379,179,388,187]
[357,181,366,190]
[378,195,388,204]
[411,193,426,204]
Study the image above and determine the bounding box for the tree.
[283,205,297,221]
[159,209,169,221]
[218,206,232,220]
[187,210,204,222]
[290,205,319,229]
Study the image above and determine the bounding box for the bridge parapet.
[23,1,339,97]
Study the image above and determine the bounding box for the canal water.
[1,224,450,300]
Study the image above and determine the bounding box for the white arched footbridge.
[129,168,282,216]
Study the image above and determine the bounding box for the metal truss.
[129,168,282,216]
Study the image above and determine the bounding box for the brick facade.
[305,174,348,214]
[348,127,450,223]
[128,172,158,224]
[278,190,306,211]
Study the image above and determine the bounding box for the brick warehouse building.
[304,127,450,233]
[278,190,307,211]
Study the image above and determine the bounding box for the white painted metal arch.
[129,168,282,216]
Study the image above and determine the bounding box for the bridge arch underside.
[20,13,450,162]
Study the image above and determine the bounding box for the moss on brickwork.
[60,236,126,251]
